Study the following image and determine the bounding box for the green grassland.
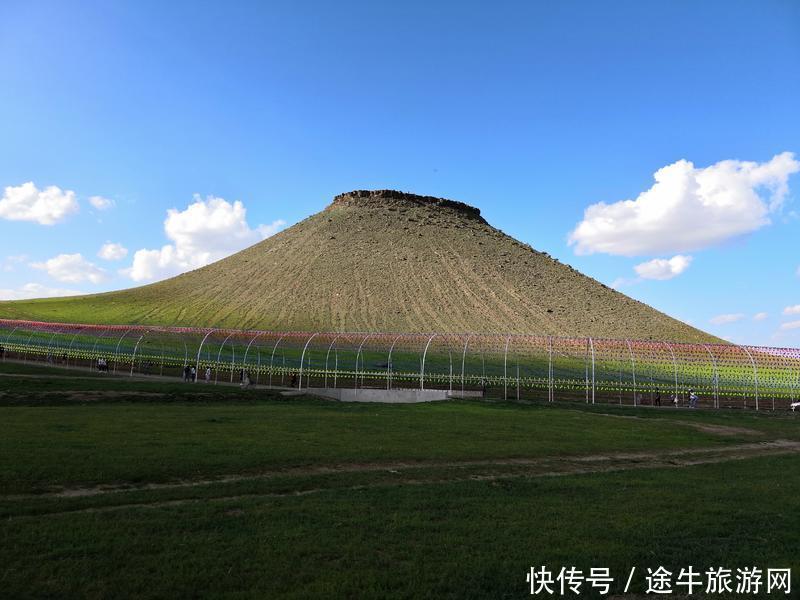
[1,361,799,598]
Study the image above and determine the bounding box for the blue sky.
[1,0,799,345]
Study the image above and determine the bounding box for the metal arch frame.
[354,334,373,390]
[43,326,67,364]
[503,335,512,401]
[242,332,265,379]
[2,319,799,407]
[584,338,589,403]
[64,326,88,368]
[268,334,287,387]
[420,334,437,391]
[663,341,679,402]
[386,334,403,391]
[324,334,343,389]
[547,336,554,403]
[625,338,637,405]
[431,335,457,395]
[588,337,596,404]
[22,329,39,362]
[702,344,719,408]
[777,351,798,404]
[449,345,455,394]
[89,327,115,366]
[460,334,472,396]
[129,332,147,376]
[298,332,319,390]
[740,345,759,410]
[773,352,794,410]
[2,325,20,359]
[111,328,134,374]
[228,339,239,383]
[194,329,217,383]
[214,332,236,385]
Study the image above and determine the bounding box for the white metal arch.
[298,332,319,390]
[740,345,759,410]
[111,328,134,374]
[386,334,403,390]
[269,334,287,387]
[420,334,437,391]
[324,334,343,389]
[702,344,719,408]
[214,332,236,385]
[354,334,372,390]
[625,339,637,405]
[194,329,217,383]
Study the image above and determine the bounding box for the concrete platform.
[287,387,483,403]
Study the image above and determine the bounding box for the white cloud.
[783,305,800,315]
[258,220,287,238]
[633,255,693,280]
[610,277,637,289]
[779,320,800,331]
[31,253,107,284]
[124,195,285,282]
[569,152,800,256]
[0,283,82,301]
[89,195,114,210]
[0,182,79,225]
[710,313,745,325]
[97,242,128,261]
[753,312,768,321]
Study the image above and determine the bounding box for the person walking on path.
[654,389,661,407]
[190,366,197,382]
[205,366,211,383]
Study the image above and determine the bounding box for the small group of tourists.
[182,365,197,382]
[96,357,109,372]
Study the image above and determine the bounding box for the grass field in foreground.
[1,361,798,598]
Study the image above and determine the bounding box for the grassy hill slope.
[0,190,715,342]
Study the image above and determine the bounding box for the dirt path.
[5,440,799,507]
[585,410,765,436]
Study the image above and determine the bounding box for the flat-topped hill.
[0,190,716,342]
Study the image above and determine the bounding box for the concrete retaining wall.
[302,388,483,403]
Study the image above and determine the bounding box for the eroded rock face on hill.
[329,190,487,224]
[0,189,717,342]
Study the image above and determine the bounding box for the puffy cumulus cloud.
[124,195,286,282]
[97,242,128,261]
[633,255,693,280]
[710,313,745,325]
[783,305,800,315]
[569,152,800,256]
[0,282,82,301]
[779,320,800,331]
[753,312,769,321]
[89,195,114,210]
[31,253,107,284]
[258,220,287,238]
[0,182,79,225]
